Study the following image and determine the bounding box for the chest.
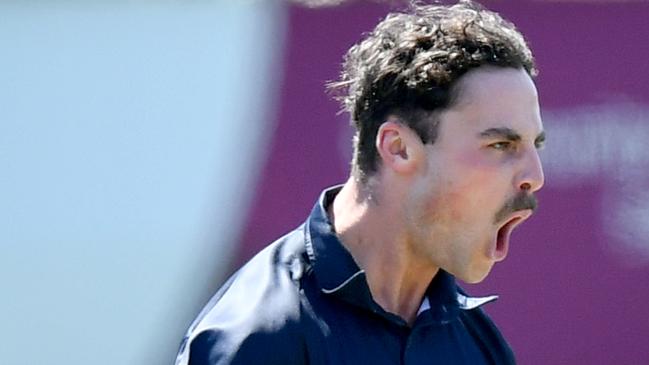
[301,296,493,365]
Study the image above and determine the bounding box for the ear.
[375,117,425,176]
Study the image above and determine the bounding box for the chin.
[456,266,492,284]
[462,274,488,284]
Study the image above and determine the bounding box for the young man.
[176,1,545,364]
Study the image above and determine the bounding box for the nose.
[517,148,545,193]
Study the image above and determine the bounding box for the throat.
[364,260,439,326]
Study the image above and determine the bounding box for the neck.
[330,178,439,325]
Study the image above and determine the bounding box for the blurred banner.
[238,1,649,364]
[1,1,284,364]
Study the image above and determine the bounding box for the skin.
[330,66,545,325]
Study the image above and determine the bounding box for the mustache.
[494,193,538,224]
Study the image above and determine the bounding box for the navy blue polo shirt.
[176,187,516,365]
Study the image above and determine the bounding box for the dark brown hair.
[330,0,537,182]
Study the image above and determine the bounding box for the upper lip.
[499,209,533,229]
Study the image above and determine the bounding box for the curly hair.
[330,0,537,183]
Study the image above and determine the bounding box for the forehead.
[442,67,543,138]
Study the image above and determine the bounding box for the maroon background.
[239,2,649,364]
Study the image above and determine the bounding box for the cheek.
[438,190,474,222]
[449,155,509,206]
[434,174,488,218]
[454,151,501,180]
[416,183,477,228]
[417,150,508,223]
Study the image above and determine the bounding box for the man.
[176,1,545,364]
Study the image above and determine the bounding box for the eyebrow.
[479,127,546,145]
[479,127,521,141]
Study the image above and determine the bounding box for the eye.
[489,141,512,151]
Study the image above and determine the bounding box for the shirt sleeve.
[184,326,309,365]
[176,233,311,365]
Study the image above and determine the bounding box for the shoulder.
[184,320,308,365]
[176,227,312,365]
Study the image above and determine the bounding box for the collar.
[305,186,382,313]
[304,186,498,325]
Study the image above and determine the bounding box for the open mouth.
[493,214,527,262]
